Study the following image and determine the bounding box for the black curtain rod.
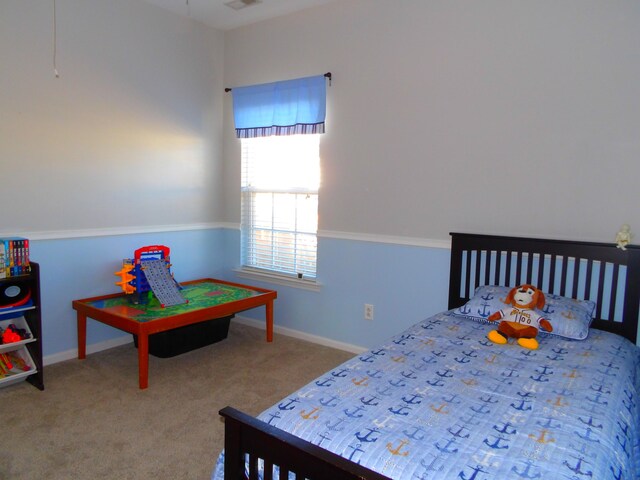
[225,72,332,93]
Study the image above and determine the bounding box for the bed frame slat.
[474,250,481,294]
[464,249,472,299]
[249,457,258,480]
[571,258,581,300]
[596,263,606,321]
[264,460,273,480]
[536,254,545,291]
[548,254,557,293]
[494,251,502,285]
[526,251,534,285]
[484,251,491,286]
[609,263,619,322]
[584,259,594,301]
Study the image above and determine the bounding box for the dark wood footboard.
[220,407,391,480]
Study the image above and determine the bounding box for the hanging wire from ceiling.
[53,0,60,78]
[186,0,191,17]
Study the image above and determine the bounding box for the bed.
[213,232,640,479]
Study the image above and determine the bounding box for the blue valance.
[231,74,327,138]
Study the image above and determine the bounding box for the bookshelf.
[0,262,43,390]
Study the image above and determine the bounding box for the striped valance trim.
[236,122,325,139]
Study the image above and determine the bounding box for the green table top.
[84,281,259,322]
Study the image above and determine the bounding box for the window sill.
[234,268,321,292]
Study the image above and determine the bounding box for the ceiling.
[140,0,338,31]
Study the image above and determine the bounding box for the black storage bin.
[134,315,233,358]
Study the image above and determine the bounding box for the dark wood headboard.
[448,232,640,343]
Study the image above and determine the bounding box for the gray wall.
[223,0,640,243]
[1,0,225,234]
[5,0,639,243]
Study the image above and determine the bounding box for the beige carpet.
[0,322,354,480]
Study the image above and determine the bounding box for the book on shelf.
[0,243,4,279]
[0,237,30,278]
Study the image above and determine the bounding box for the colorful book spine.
[0,242,5,279]
[0,237,30,277]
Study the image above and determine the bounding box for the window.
[241,134,320,280]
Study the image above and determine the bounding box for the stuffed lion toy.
[487,284,553,350]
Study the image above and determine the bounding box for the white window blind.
[241,135,320,279]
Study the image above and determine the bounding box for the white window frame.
[239,135,320,289]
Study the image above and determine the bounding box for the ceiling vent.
[224,0,262,10]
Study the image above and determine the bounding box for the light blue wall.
[27,227,640,359]
[221,229,451,349]
[30,229,227,357]
[30,228,451,359]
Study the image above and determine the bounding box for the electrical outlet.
[364,304,374,320]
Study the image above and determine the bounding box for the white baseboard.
[43,335,133,366]
[232,315,366,354]
[43,317,365,366]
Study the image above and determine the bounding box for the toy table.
[72,278,277,389]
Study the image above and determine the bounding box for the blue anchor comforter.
[212,311,640,479]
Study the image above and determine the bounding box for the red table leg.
[137,333,149,389]
[266,300,274,342]
[77,313,87,359]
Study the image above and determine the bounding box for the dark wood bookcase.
[0,262,44,390]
